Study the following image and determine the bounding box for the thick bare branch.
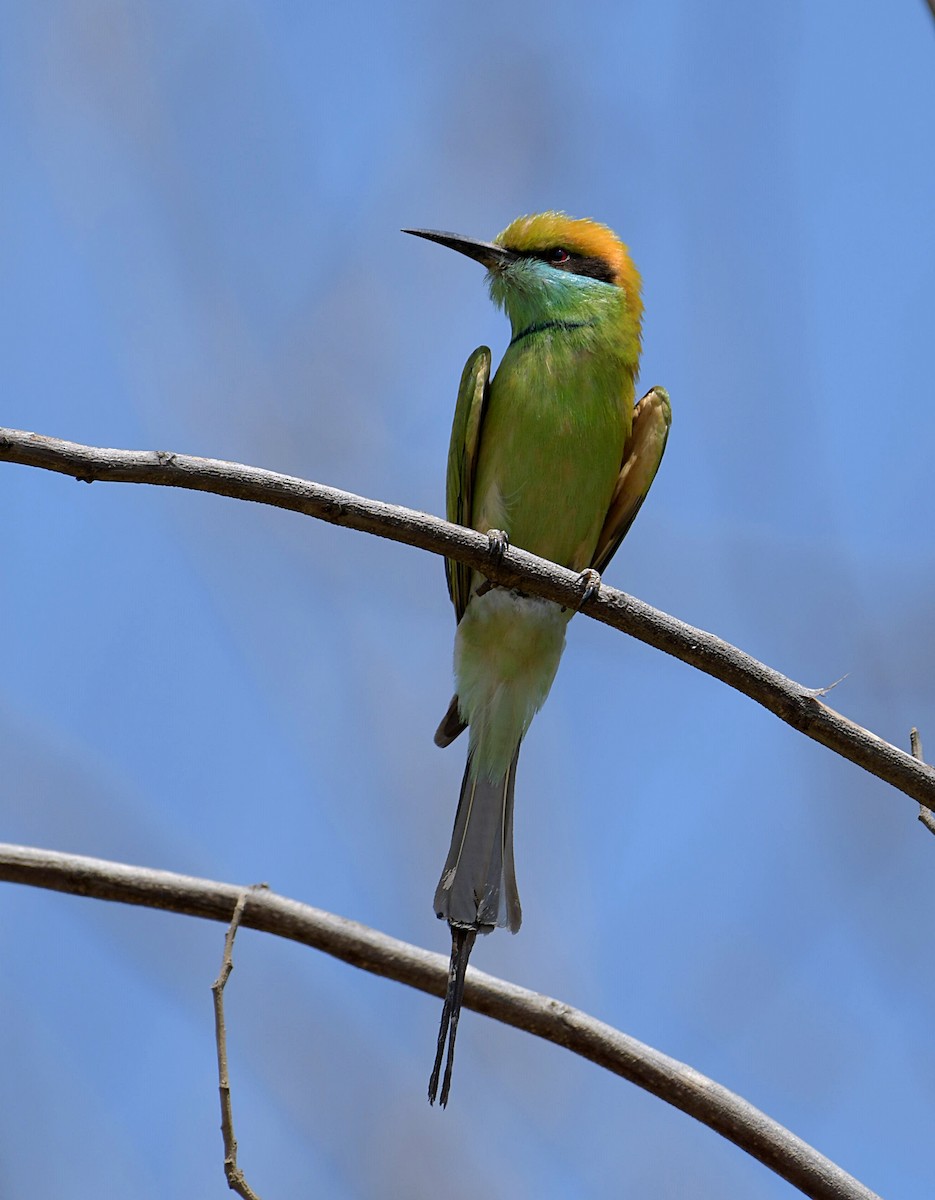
[0,843,880,1200]
[2,426,932,813]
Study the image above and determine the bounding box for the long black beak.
[402,228,515,271]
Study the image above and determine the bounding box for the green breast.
[471,332,634,572]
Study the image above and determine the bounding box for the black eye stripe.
[515,248,616,285]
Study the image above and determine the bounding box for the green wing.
[592,386,671,575]
[444,345,492,623]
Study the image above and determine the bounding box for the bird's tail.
[434,747,522,934]
[429,748,521,1106]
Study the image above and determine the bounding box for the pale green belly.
[455,589,569,778]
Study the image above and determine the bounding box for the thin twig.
[0,427,932,814]
[0,843,882,1200]
[212,888,265,1200]
[910,729,935,836]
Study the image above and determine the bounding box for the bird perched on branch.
[404,212,670,1105]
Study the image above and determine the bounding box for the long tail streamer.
[428,925,477,1106]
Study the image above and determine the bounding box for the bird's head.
[404,212,642,358]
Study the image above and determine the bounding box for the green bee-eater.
[404,213,671,1105]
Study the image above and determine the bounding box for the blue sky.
[1,2,934,1197]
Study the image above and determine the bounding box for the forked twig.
[212,887,268,1200]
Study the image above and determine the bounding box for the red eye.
[549,247,570,264]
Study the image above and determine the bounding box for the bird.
[403,212,671,1106]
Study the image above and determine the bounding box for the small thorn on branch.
[806,673,849,698]
[910,729,935,837]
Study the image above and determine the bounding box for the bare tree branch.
[212,888,265,1200]
[0,843,882,1200]
[1,425,932,813]
[910,728,935,836]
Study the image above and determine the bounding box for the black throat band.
[509,318,596,348]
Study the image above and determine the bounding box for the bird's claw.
[486,529,509,561]
[575,568,602,611]
[473,530,510,598]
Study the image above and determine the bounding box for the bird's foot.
[486,528,509,560]
[575,568,602,611]
[474,530,510,598]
